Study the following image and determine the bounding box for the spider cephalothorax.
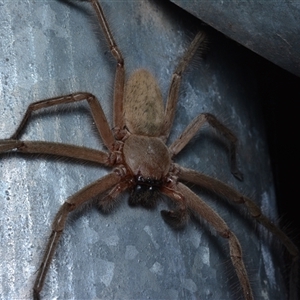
[0,0,298,299]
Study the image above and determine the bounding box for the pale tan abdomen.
[124,69,164,136]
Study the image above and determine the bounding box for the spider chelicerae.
[0,0,298,299]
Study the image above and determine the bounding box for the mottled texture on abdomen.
[124,69,164,136]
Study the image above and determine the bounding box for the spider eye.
[137,175,144,183]
[136,185,143,192]
[128,176,162,209]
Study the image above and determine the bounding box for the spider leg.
[176,164,299,300]
[89,0,125,132]
[160,185,189,228]
[33,172,121,300]
[0,140,112,165]
[168,182,253,300]
[169,113,243,180]
[10,92,116,151]
[98,180,131,212]
[161,31,206,140]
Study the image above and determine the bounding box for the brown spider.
[0,0,298,299]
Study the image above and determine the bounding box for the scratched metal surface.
[171,0,300,77]
[0,0,286,299]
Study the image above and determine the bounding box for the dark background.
[256,57,300,250]
[170,0,300,253]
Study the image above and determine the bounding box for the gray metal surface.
[171,0,300,77]
[0,0,286,299]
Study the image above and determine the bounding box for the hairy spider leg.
[162,182,254,300]
[176,164,299,300]
[169,113,243,180]
[33,172,121,300]
[90,0,125,131]
[10,92,116,151]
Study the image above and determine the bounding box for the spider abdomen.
[124,69,164,136]
[123,134,171,180]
